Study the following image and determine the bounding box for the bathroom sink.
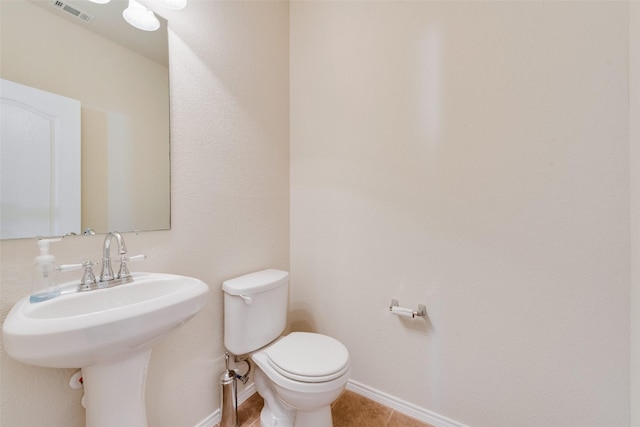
[2,272,209,368]
[3,272,209,427]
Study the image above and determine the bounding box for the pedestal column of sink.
[81,349,152,427]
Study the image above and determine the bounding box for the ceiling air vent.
[48,0,94,23]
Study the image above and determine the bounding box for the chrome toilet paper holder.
[389,299,426,318]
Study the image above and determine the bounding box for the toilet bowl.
[252,332,351,427]
[222,270,351,427]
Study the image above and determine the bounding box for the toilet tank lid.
[222,269,289,295]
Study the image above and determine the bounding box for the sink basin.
[3,272,209,368]
[2,272,209,427]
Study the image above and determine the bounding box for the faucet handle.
[117,254,146,280]
[79,261,97,291]
[59,261,98,291]
[58,260,98,275]
[57,263,84,273]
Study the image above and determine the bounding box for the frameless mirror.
[0,0,170,239]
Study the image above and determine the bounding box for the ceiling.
[27,0,168,66]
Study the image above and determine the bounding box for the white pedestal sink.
[2,272,209,427]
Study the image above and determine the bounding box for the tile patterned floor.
[215,390,433,427]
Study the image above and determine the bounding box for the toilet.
[222,269,351,427]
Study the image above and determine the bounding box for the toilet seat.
[265,332,350,383]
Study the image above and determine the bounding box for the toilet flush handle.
[239,294,253,306]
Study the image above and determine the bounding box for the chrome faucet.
[57,231,145,292]
[99,231,128,282]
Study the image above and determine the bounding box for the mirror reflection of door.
[0,78,81,239]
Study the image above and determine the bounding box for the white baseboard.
[194,410,218,427]
[193,382,257,427]
[239,382,257,404]
[194,380,466,427]
[346,380,468,427]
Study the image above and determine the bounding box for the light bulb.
[157,0,187,10]
[87,0,111,4]
[122,0,160,31]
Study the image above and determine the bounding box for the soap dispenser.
[30,238,62,303]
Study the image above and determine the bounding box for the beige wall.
[0,0,170,233]
[631,1,640,426]
[0,1,290,426]
[1,1,635,426]
[290,2,629,426]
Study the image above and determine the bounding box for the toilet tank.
[222,269,289,355]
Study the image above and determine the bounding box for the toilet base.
[254,367,335,427]
[255,367,295,427]
[292,406,333,427]
[259,402,333,427]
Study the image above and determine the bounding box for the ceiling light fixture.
[122,0,160,32]
[88,0,188,32]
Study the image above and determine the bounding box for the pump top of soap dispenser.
[35,238,62,264]
[30,238,62,303]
